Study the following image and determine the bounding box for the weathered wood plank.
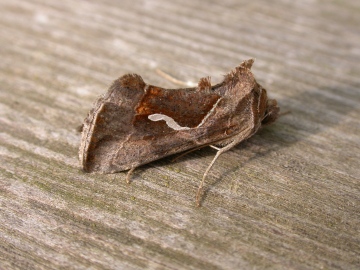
[1,0,359,269]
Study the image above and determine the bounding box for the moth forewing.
[79,59,279,206]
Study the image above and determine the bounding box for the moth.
[79,59,279,206]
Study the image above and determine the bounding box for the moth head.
[261,99,279,125]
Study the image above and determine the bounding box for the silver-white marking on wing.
[148,97,222,131]
[148,114,190,130]
[196,97,222,128]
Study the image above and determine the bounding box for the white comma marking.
[148,114,190,131]
[148,97,222,131]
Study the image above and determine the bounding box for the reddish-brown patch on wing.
[135,85,221,128]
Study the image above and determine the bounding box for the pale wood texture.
[1,0,359,269]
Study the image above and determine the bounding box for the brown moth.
[79,59,279,206]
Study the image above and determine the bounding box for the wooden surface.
[1,0,359,269]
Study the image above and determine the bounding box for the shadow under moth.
[79,59,279,206]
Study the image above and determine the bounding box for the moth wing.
[80,60,265,173]
[80,75,229,173]
[79,74,146,172]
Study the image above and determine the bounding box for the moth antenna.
[197,76,212,91]
[156,68,196,87]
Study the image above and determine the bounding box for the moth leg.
[126,167,136,184]
[210,145,221,151]
[195,139,244,207]
[196,126,258,206]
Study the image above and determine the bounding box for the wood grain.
[1,0,359,269]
